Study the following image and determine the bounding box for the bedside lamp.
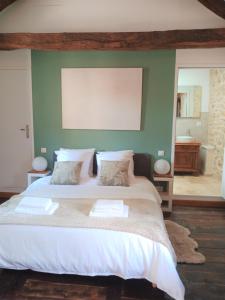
[154,159,170,175]
[32,156,48,171]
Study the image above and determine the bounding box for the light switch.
[41,147,47,153]
[158,150,165,157]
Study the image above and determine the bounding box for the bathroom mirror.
[176,85,202,118]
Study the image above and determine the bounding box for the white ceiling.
[0,0,224,33]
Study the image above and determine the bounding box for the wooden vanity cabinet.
[174,141,201,175]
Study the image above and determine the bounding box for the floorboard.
[0,199,224,300]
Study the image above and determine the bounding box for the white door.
[0,68,33,193]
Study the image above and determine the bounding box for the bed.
[0,153,185,300]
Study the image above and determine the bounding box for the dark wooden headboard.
[53,152,152,181]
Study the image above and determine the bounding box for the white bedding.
[0,176,185,300]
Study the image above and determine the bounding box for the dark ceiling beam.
[198,0,225,20]
[0,0,17,12]
[0,28,225,51]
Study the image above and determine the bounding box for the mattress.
[0,176,185,300]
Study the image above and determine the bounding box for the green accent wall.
[31,50,176,168]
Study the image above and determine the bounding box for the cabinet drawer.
[175,145,199,152]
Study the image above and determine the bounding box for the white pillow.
[96,150,134,179]
[55,148,95,178]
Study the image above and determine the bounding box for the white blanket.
[23,176,162,204]
[0,176,184,300]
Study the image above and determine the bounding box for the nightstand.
[153,173,173,212]
[27,169,51,186]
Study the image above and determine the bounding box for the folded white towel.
[15,202,59,215]
[94,199,124,211]
[18,197,52,210]
[89,204,129,218]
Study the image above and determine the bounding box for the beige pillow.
[50,161,82,185]
[98,160,130,187]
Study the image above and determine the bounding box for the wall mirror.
[176,85,202,118]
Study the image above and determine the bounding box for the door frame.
[171,50,225,201]
[0,50,34,193]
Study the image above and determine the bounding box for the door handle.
[19,125,29,138]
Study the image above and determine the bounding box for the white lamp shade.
[32,156,48,171]
[154,159,170,175]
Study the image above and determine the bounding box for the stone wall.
[208,69,225,177]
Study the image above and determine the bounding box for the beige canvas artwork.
[61,68,142,130]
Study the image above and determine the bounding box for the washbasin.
[176,135,193,141]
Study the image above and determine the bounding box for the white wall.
[176,48,225,68]
[0,49,31,68]
[176,48,225,114]
[0,0,224,33]
[178,68,210,112]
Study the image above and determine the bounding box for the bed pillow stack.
[55,148,95,179]
[98,160,130,187]
[53,149,134,186]
[96,150,134,186]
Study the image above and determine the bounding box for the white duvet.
[0,176,185,300]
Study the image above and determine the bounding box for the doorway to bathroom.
[173,68,225,198]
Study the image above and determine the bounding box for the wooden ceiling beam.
[198,0,225,20]
[0,28,225,51]
[0,0,17,12]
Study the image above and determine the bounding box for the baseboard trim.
[173,199,225,208]
[0,192,18,199]
[173,194,223,201]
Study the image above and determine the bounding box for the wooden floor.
[170,206,225,300]
[0,202,224,300]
